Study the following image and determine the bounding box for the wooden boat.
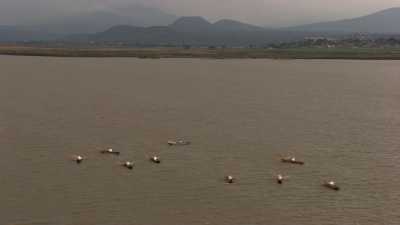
[150,156,161,164]
[225,175,235,184]
[123,161,134,170]
[100,148,120,155]
[277,174,284,184]
[281,157,304,165]
[75,155,84,164]
[168,140,191,146]
[323,181,340,191]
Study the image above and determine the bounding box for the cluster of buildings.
[269,35,400,49]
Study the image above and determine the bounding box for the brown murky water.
[0,56,399,225]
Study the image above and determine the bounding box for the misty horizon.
[1,0,400,27]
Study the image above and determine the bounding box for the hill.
[30,4,178,35]
[0,4,178,42]
[170,17,213,33]
[290,7,400,34]
[85,17,322,47]
[213,19,264,32]
[90,25,181,45]
[0,26,57,42]
[169,17,264,32]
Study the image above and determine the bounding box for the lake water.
[1,56,399,225]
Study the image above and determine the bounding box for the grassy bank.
[2,45,400,59]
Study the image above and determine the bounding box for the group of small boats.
[73,139,188,168]
[225,156,340,191]
[73,146,163,170]
[73,140,339,191]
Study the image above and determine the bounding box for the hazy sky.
[1,0,400,26]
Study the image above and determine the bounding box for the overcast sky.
[1,0,400,26]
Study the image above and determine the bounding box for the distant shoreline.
[2,45,400,60]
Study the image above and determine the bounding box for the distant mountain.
[0,26,57,42]
[290,7,400,34]
[169,17,264,33]
[84,17,323,47]
[0,4,178,42]
[4,7,400,44]
[34,4,178,35]
[90,25,181,45]
[108,4,178,27]
[213,19,264,32]
[170,17,213,33]
[36,12,129,35]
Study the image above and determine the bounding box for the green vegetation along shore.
[2,45,400,59]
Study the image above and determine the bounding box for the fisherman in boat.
[281,156,304,165]
[225,175,234,183]
[150,156,161,164]
[123,161,134,169]
[75,155,84,164]
[100,148,120,155]
[323,180,340,191]
[277,174,284,184]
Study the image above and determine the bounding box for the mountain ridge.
[288,7,400,34]
[33,4,178,35]
[85,17,322,47]
[3,7,400,45]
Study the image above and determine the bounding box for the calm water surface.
[0,56,399,225]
